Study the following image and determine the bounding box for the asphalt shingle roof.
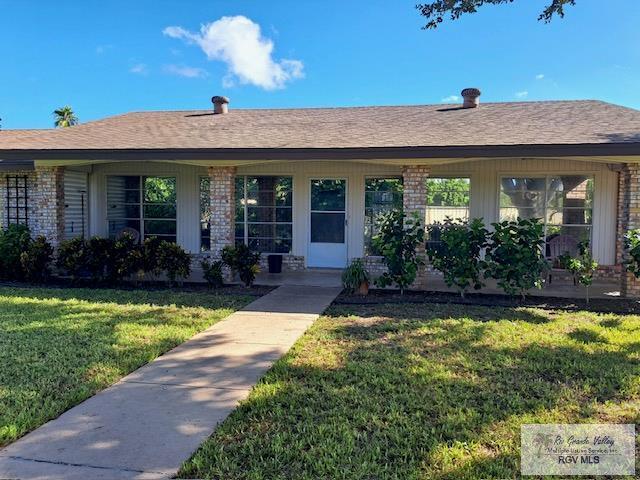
[1,100,639,155]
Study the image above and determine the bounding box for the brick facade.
[617,164,640,297]
[402,165,430,289]
[208,166,236,255]
[0,167,65,246]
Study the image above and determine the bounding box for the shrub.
[0,224,32,280]
[56,237,88,279]
[566,241,598,304]
[201,258,224,289]
[427,218,488,298]
[20,236,54,283]
[221,244,261,287]
[342,258,370,294]
[108,234,143,282]
[484,218,549,300]
[158,241,192,285]
[85,237,113,281]
[142,237,164,277]
[624,228,640,278]
[372,210,425,295]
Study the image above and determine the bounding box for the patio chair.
[116,227,141,244]
[547,234,579,284]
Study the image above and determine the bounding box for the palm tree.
[53,106,78,128]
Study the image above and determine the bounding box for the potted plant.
[342,258,370,295]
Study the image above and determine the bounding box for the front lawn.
[0,286,253,447]
[180,303,640,480]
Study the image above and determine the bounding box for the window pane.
[364,177,403,254]
[235,176,293,253]
[500,207,544,222]
[108,219,141,237]
[145,220,176,236]
[311,180,346,211]
[144,177,176,204]
[546,208,592,226]
[144,204,177,219]
[426,178,470,207]
[311,212,345,243]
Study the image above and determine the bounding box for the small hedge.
[0,224,54,283]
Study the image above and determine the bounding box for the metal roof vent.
[461,88,481,109]
[212,96,230,114]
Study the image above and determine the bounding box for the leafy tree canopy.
[417,0,576,29]
[53,106,79,128]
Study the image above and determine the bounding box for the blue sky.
[1,0,639,129]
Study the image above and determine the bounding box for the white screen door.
[308,179,348,268]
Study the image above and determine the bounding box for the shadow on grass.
[0,287,251,447]
[179,304,640,480]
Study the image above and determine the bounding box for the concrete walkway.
[0,285,341,480]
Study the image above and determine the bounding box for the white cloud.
[163,16,304,90]
[515,91,529,99]
[535,73,545,80]
[130,63,148,75]
[441,95,460,103]
[163,64,208,78]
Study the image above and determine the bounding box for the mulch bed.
[335,289,640,315]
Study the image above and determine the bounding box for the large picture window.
[364,178,403,254]
[500,175,593,255]
[200,176,211,251]
[107,176,177,243]
[5,175,29,225]
[235,176,293,253]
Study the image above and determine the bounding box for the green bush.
[158,241,192,285]
[372,210,425,294]
[142,237,164,277]
[85,237,112,281]
[56,237,88,280]
[0,224,32,280]
[342,258,370,294]
[221,244,261,287]
[109,234,143,282]
[427,218,488,298]
[20,235,54,283]
[201,258,225,289]
[484,218,549,300]
[624,228,640,278]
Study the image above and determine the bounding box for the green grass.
[0,286,252,447]
[179,303,640,480]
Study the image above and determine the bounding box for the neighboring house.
[2,92,640,295]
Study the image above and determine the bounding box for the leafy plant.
[158,241,192,285]
[624,229,640,279]
[109,234,143,282]
[565,241,598,304]
[56,237,88,280]
[483,218,549,300]
[342,258,370,294]
[20,236,54,283]
[372,210,425,295]
[142,237,164,277]
[201,258,225,289]
[221,244,261,287]
[84,236,113,281]
[427,217,488,298]
[0,224,32,280]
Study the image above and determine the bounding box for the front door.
[308,179,348,268]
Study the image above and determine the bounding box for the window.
[5,175,28,225]
[200,176,211,251]
[425,177,471,250]
[364,178,403,254]
[235,176,293,253]
[107,176,177,243]
[500,175,594,255]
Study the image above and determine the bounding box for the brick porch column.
[402,165,430,289]
[34,166,65,246]
[617,163,640,297]
[208,166,236,255]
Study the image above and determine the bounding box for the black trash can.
[268,254,283,274]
